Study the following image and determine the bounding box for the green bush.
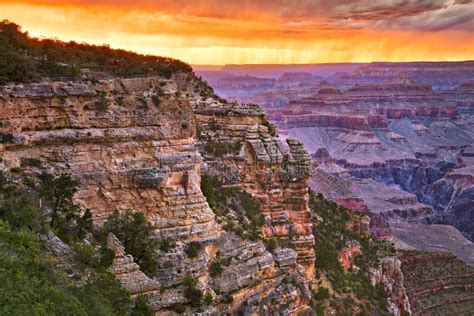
[151,95,160,107]
[200,175,265,241]
[209,118,221,131]
[0,133,14,144]
[182,276,203,307]
[159,239,175,252]
[74,269,131,315]
[203,292,213,305]
[222,294,234,304]
[0,221,87,315]
[0,176,136,315]
[131,295,154,316]
[0,183,39,231]
[200,174,216,209]
[38,173,90,240]
[314,287,330,300]
[185,241,203,258]
[20,158,42,168]
[309,190,390,314]
[103,210,159,277]
[264,238,277,253]
[209,260,223,277]
[95,92,109,111]
[115,95,125,105]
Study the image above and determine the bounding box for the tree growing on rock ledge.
[103,210,159,277]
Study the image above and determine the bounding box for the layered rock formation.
[0,73,319,313]
[0,78,218,244]
[194,103,315,277]
[399,250,474,315]
[199,65,474,278]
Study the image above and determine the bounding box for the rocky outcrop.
[0,74,318,313]
[421,165,474,241]
[0,78,219,244]
[210,232,311,314]
[194,103,315,278]
[338,240,362,271]
[370,257,411,316]
[107,233,161,298]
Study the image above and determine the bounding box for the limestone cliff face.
[0,77,218,244]
[193,102,315,277]
[1,74,316,313]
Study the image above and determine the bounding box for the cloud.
[1,1,473,64]
[373,1,474,31]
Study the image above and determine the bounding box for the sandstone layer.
[0,77,219,244]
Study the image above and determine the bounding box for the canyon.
[198,62,474,247]
[1,63,413,314]
[198,61,474,313]
[1,20,472,314]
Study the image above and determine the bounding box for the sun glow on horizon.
[1,1,473,65]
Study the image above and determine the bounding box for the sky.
[1,0,473,65]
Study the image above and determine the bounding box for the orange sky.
[1,0,473,65]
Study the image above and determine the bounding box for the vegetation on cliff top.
[0,20,192,85]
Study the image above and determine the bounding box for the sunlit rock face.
[1,74,317,313]
[193,101,316,278]
[0,77,219,243]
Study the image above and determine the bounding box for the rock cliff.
[0,73,317,313]
[0,78,219,245]
[192,98,315,277]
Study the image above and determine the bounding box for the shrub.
[115,95,125,105]
[222,294,233,304]
[209,118,221,131]
[151,95,160,107]
[76,209,92,240]
[98,245,115,267]
[314,287,330,301]
[185,241,203,258]
[131,295,154,316]
[203,292,213,305]
[103,210,159,277]
[209,260,223,277]
[74,270,132,315]
[20,158,42,168]
[38,173,86,240]
[182,276,203,307]
[95,92,109,111]
[0,133,14,144]
[0,221,87,315]
[159,239,175,252]
[0,20,192,85]
[0,179,39,231]
[201,174,216,209]
[74,243,98,268]
[263,120,276,136]
[73,243,115,269]
[264,238,277,253]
